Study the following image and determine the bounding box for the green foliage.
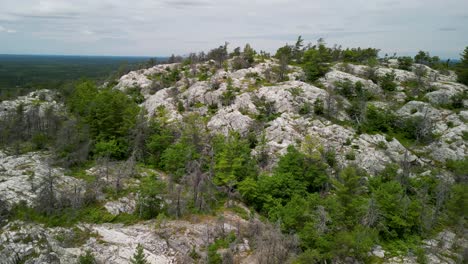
[253,96,280,122]
[302,44,332,82]
[323,148,337,167]
[145,120,174,166]
[247,146,328,213]
[298,102,312,115]
[341,47,380,63]
[445,158,468,183]
[220,85,237,106]
[69,81,139,159]
[414,51,435,66]
[126,86,145,104]
[397,56,413,71]
[444,91,467,110]
[10,201,139,227]
[79,251,96,264]
[445,184,467,228]
[213,133,257,188]
[161,140,195,182]
[275,45,293,63]
[313,98,325,116]
[379,71,397,91]
[94,139,125,159]
[207,232,236,264]
[456,46,468,85]
[130,244,148,264]
[335,80,372,100]
[360,105,396,134]
[332,225,378,260]
[137,174,167,219]
[370,175,423,241]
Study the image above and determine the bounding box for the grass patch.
[229,205,250,220]
[10,201,140,227]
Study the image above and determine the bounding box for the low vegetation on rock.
[0,38,467,264]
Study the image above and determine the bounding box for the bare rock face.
[0,89,63,119]
[0,209,252,264]
[322,69,383,96]
[208,109,253,136]
[375,67,417,83]
[0,151,84,208]
[382,230,466,264]
[397,101,467,162]
[182,81,221,106]
[0,221,81,264]
[425,81,467,105]
[257,81,327,114]
[87,224,177,263]
[143,88,182,121]
[115,63,181,96]
[104,195,137,216]
[123,58,463,175]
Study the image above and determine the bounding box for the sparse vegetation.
[0,40,466,264]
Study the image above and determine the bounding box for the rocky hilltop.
[0,45,467,264]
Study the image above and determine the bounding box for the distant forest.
[0,55,165,99]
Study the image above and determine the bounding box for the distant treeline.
[0,55,167,100]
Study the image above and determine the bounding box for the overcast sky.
[0,0,467,58]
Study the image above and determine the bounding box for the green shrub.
[345,150,356,160]
[207,232,236,264]
[397,56,413,71]
[323,149,337,167]
[360,105,396,134]
[299,102,312,115]
[379,72,397,91]
[313,99,325,116]
[79,251,96,264]
[377,141,387,150]
[302,44,332,82]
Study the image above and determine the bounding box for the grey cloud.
[233,30,392,42]
[163,0,212,8]
[439,27,456,32]
[0,25,17,33]
[0,0,466,57]
[8,12,80,20]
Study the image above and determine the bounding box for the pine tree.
[78,250,96,264]
[130,244,148,264]
[457,46,468,85]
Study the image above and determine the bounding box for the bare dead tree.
[325,85,337,118]
[362,197,380,228]
[415,108,434,144]
[166,181,186,218]
[433,180,449,224]
[115,154,137,192]
[0,194,10,224]
[399,150,411,187]
[131,110,150,161]
[96,155,111,183]
[413,65,428,96]
[35,167,58,215]
[253,222,299,264]
[316,205,330,234]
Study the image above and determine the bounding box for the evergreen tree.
[302,42,332,82]
[130,244,148,264]
[456,46,468,85]
[78,251,96,264]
